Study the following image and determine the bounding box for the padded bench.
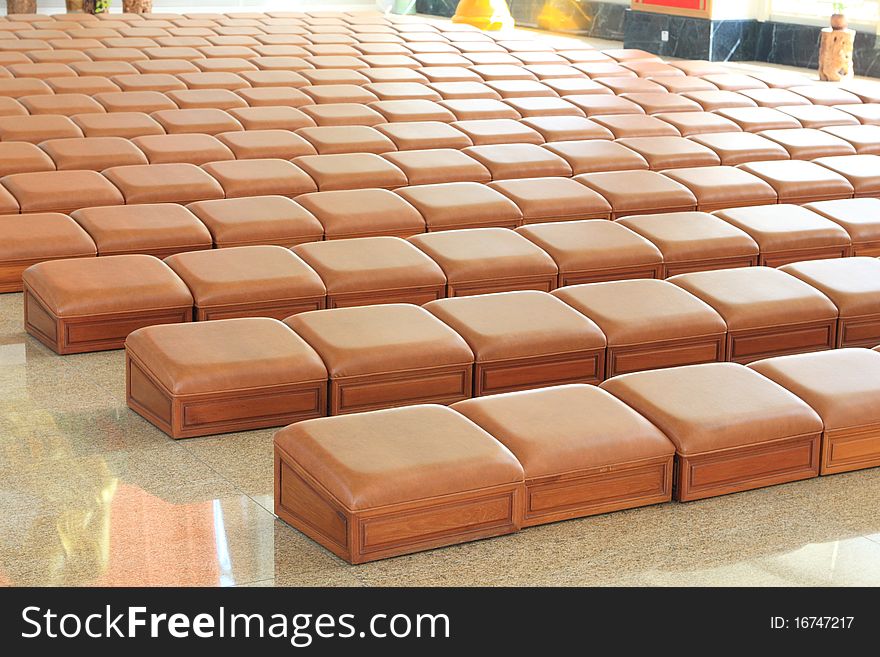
[553,279,727,377]
[617,211,759,277]
[600,362,822,501]
[487,177,612,223]
[187,196,323,248]
[452,384,674,526]
[779,257,880,348]
[165,245,327,321]
[425,291,606,395]
[126,317,327,438]
[749,348,880,475]
[517,220,663,286]
[660,166,778,213]
[397,182,523,231]
[408,228,558,296]
[737,160,854,204]
[575,170,697,219]
[804,198,880,256]
[273,404,524,564]
[296,188,425,239]
[2,170,124,215]
[23,254,193,354]
[0,212,96,294]
[293,236,446,307]
[103,163,225,205]
[285,304,474,415]
[669,267,839,363]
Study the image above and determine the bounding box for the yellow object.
[452,0,515,31]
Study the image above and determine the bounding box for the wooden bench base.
[559,263,663,287]
[447,274,556,298]
[25,287,192,355]
[606,335,726,378]
[661,255,758,278]
[127,353,327,438]
[837,314,880,348]
[475,349,605,396]
[1,256,95,294]
[275,452,523,564]
[760,246,851,268]
[197,296,325,321]
[727,320,837,364]
[675,433,821,501]
[522,455,673,527]
[822,423,880,475]
[330,364,472,415]
[851,241,880,257]
[327,285,444,309]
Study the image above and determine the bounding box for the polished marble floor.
[3,286,880,586]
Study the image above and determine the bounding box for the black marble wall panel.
[623,9,710,59]
[416,0,456,18]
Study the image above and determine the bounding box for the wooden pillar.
[819,27,855,81]
[6,0,37,13]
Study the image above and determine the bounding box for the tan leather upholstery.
[201,159,318,197]
[215,129,316,160]
[396,182,522,231]
[542,140,648,174]
[804,198,880,249]
[0,114,83,143]
[383,148,490,184]
[0,142,56,177]
[132,133,234,164]
[296,188,425,238]
[777,105,859,128]
[779,258,880,319]
[301,83,378,104]
[576,170,696,217]
[590,114,680,138]
[615,136,719,170]
[19,93,105,116]
[299,102,387,127]
[227,106,315,130]
[103,163,225,204]
[813,154,880,197]
[151,107,243,134]
[274,404,523,511]
[39,136,148,171]
[438,98,521,120]
[3,170,123,214]
[0,211,96,272]
[126,317,327,395]
[293,153,407,191]
[652,111,740,137]
[462,143,572,179]
[285,304,474,377]
[737,160,855,203]
[600,362,823,455]
[23,254,192,316]
[488,177,612,222]
[450,118,543,145]
[297,125,395,155]
[759,128,857,159]
[822,124,880,155]
[689,131,790,165]
[187,196,323,248]
[520,116,613,142]
[375,120,473,150]
[661,166,778,211]
[235,86,313,107]
[71,111,165,138]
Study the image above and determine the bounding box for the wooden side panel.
[447,274,557,298]
[63,308,192,353]
[607,335,725,377]
[760,246,851,268]
[332,365,472,415]
[327,285,444,309]
[838,315,880,348]
[475,350,604,397]
[676,433,820,501]
[23,288,59,349]
[661,255,758,278]
[560,263,662,287]
[727,321,836,364]
[822,424,880,475]
[523,456,673,526]
[198,296,326,321]
[851,241,880,257]
[126,354,174,436]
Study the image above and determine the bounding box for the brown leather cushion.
[813,154,880,197]
[618,211,758,264]
[788,85,861,106]
[151,108,243,134]
[293,153,407,191]
[462,143,571,180]
[576,170,696,216]
[542,140,648,175]
[520,116,613,142]
[126,317,327,395]
[3,170,122,214]
[737,160,855,203]
[0,78,53,98]
[293,236,445,294]
[363,82,441,101]
[600,362,822,455]
[438,98,521,121]
[296,188,424,239]
[215,129,317,160]
[563,95,644,117]
[540,77,612,96]
[0,115,83,143]
[615,136,719,170]
[834,104,880,125]
[71,203,212,256]
[376,121,473,150]
[396,182,522,230]
[166,88,249,110]
[383,148,490,185]
[103,163,225,204]
[369,98,456,122]
[299,69,370,86]
[297,125,396,155]
[236,86,313,107]
[502,96,584,118]
[94,90,178,113]
[112,73,187,92]
[201,159,317,198]
[361,67,430,84]
[714,205,852,255]
[23,253,192,316]
[619,92,702,115]
[668,267,839,330]
[553,279,725,346]
[777,105,859,129]
[177,71,250,90]
[452,384,673,478]
[749,349,880,431]
[0,97,27,117]
[779,257,880,318]
[450,118,543,145]
[688,131,791,166]
[653,111,740,137]
[681,90,756,111]
[488,177,612,222]
[424,290,605,361]
[39,136,147,171]
[468,64,538,81]
[409,228,557,285]
[736,87,811,108]
[299,102,386,127]
[0,212,96,264]
[482,79,552,98]
[595,77,664,95]
[661,166,778,210]
[419,67,483,83]
[273,404,523,511]
[165,245,326,307]
[758,128,857,160]
[227,106,315,131]
[701,73,766,91]
[285,304,473,377]
[19,93,105,116]
[652,77,717,94]
[804,198,880,245]
[590,114,680,138]
[71,111,165,139]
[187,196,323,248]
[823,124,880,155]
[132,133,234,165]
[0,142,56,177]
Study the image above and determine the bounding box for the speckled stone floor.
[3,286,880,586]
